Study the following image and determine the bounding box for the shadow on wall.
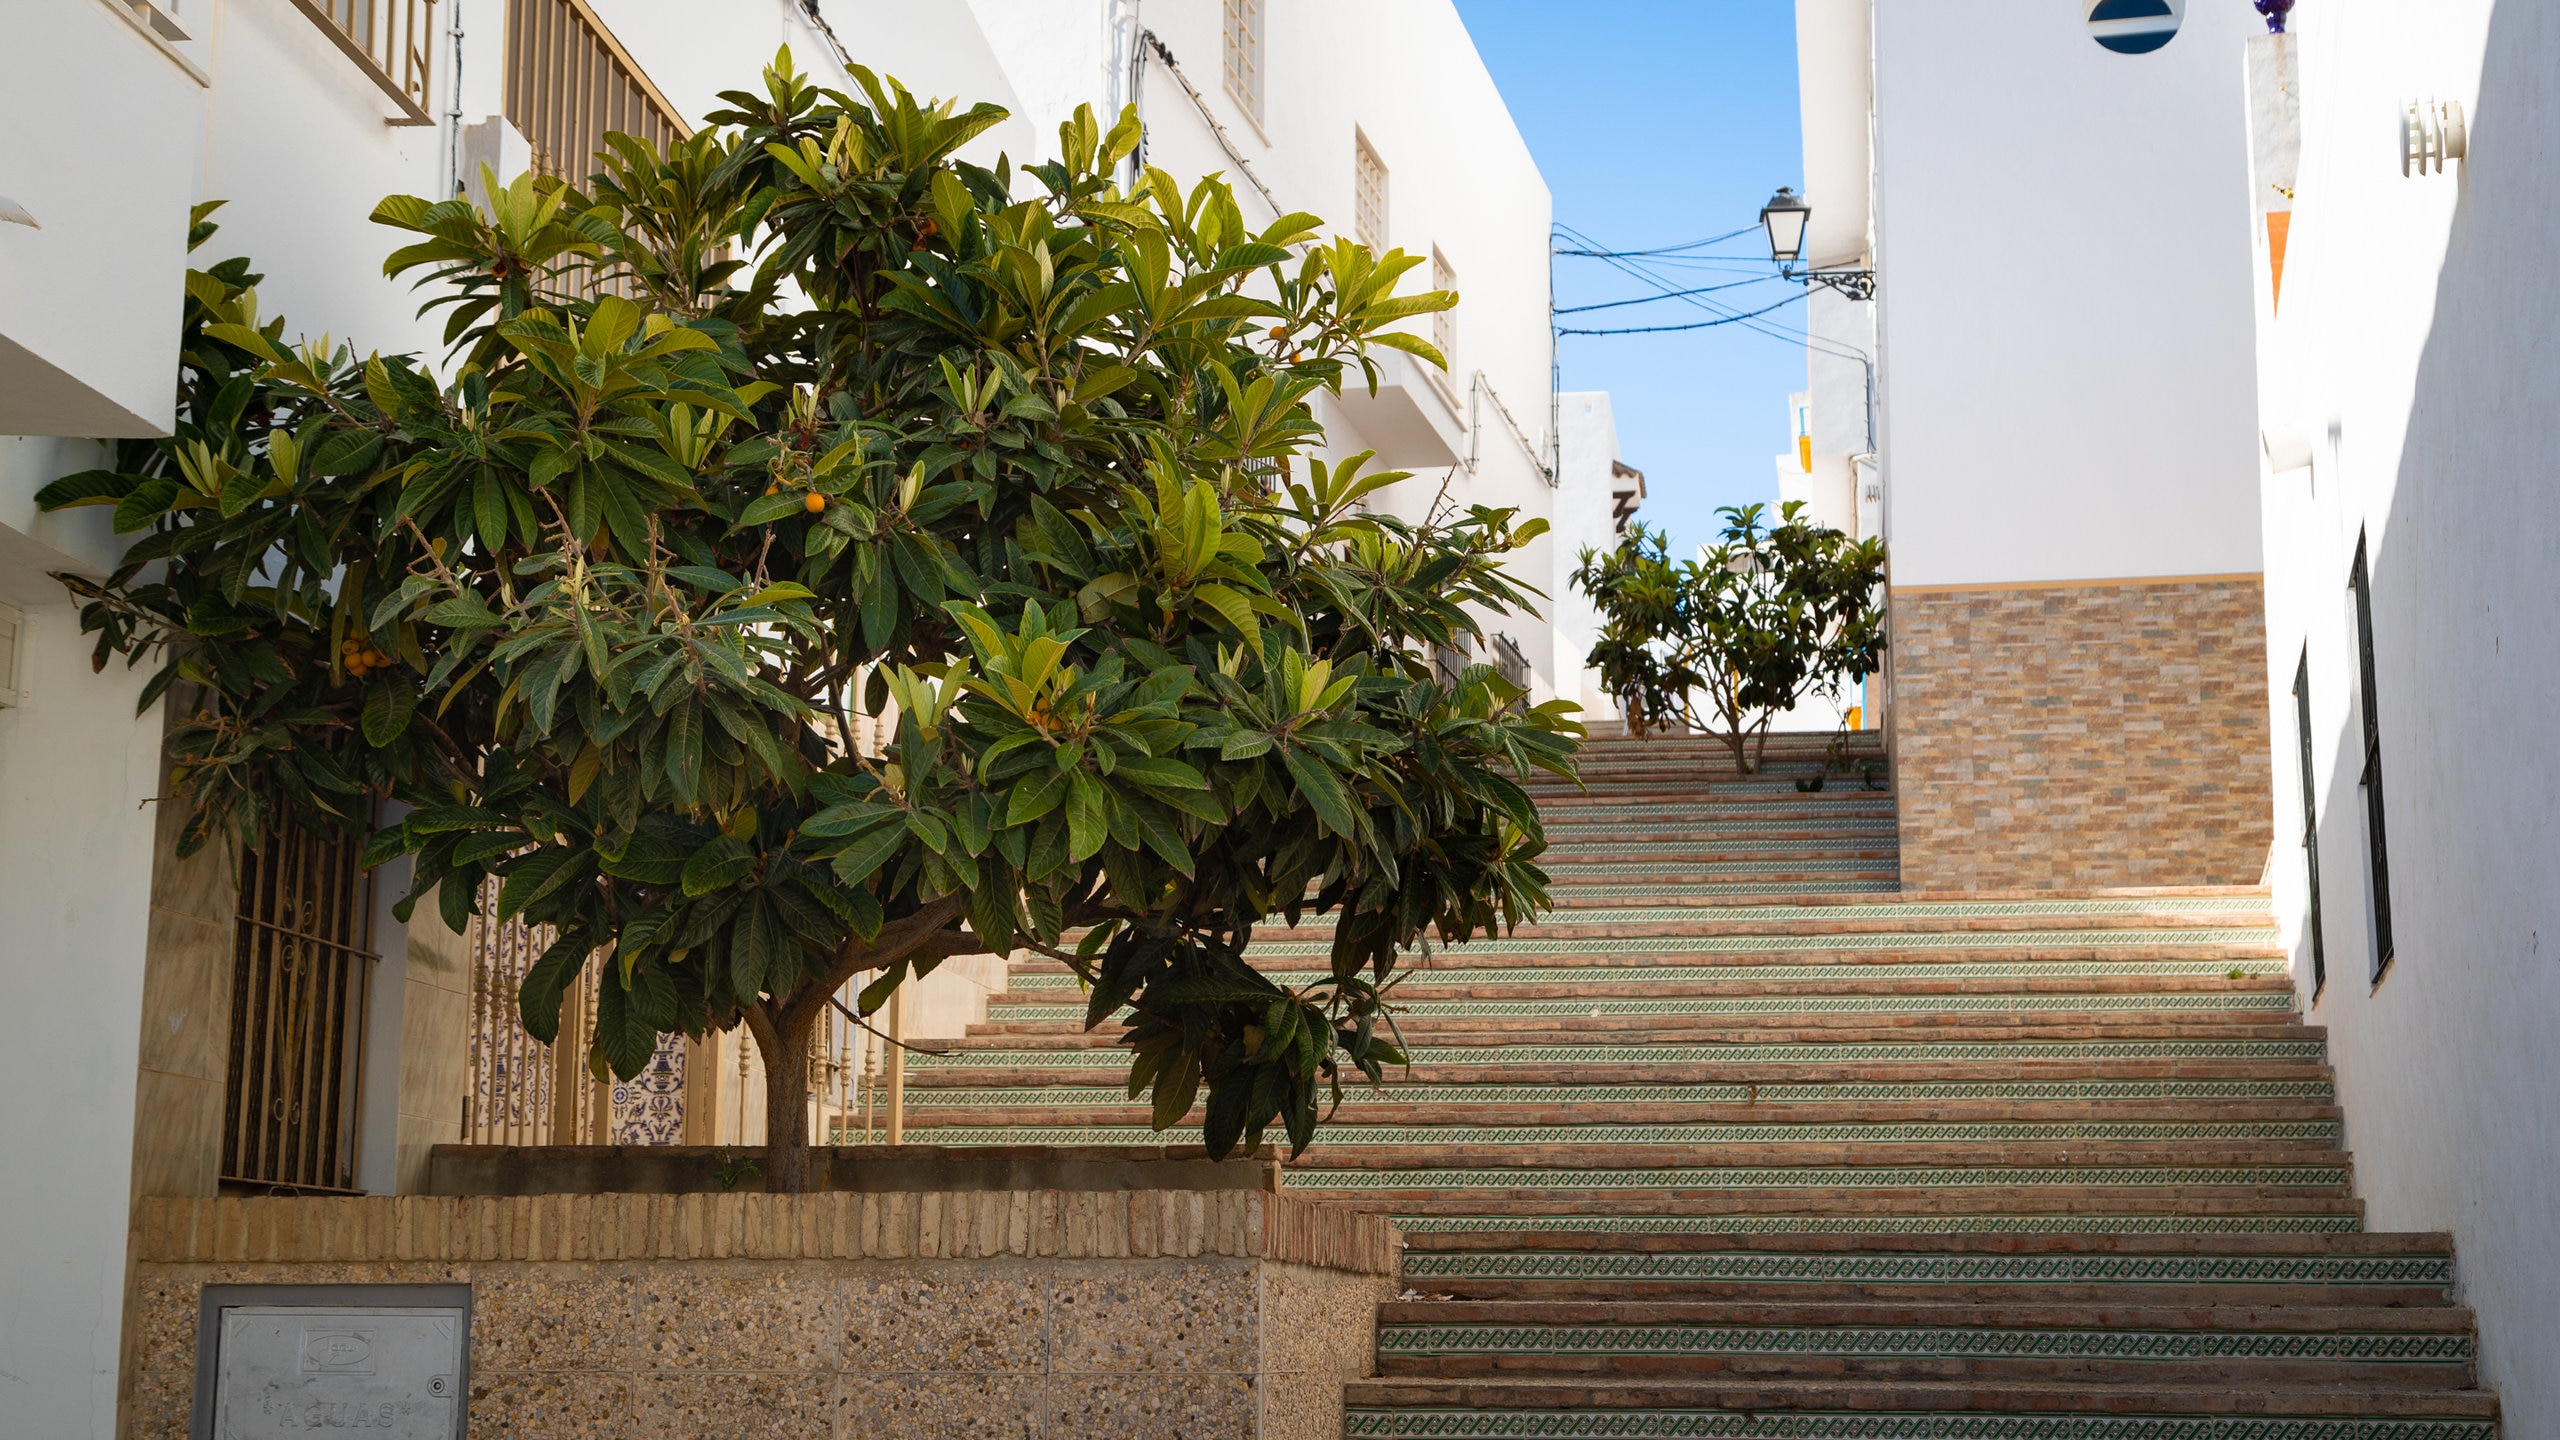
[2334,0,2560,1431]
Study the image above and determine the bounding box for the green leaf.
[1279,746,1358,840]
[1065,770,1108,862]
[829,824,907,887]
[361,675,417,746]
[739,490,807,526]
[681,835,757,896]
[1006,765,1071,827]
[1111,754,1207,789]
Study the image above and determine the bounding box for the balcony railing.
[290,0,438,125]
[504,0,688,184]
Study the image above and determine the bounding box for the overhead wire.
[1553,220,1871,367]
[1554,293,1804,337]
[1549,224,1760,258]
[1553,275,1777,315]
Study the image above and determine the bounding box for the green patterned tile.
[1392,1215,2364,1236]
[1550,855,1897,872]
[1550,881,1903,899]
[1377,1322,2470,1364]
[898,1119,2338,1148]
[908,1038,2329,1072]
[1244,929,2281,960]
[1272,899,2271,930]
[1398,1250,2451,1287]
[986,992,2296,1023]
[1000,959,2293,991]
[901,1078,2336,1109]
[1284,1165,2348,1193]
[1344,1410,2495,1438]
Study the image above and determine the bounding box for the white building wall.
[2249,2,2560,1430]
[0,1,205,437]
[0,608,163,1438]
[1551,393,1629,725]
[1869,0,2264,588]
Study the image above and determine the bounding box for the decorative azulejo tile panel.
[1344,1411,2496,1439]
[1397,1250,2451,1287]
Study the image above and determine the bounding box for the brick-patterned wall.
[1891,577,2275,891]
[124,1192,1397,1440]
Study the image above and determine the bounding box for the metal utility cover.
[192,1284,471,1440]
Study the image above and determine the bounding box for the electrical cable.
[1554,293,1804,336]
[1554,275,1779,315]
[1550,224,1760,258]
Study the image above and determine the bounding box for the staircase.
[906,733,2500,1437]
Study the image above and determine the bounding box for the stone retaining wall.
[124,1191,1399,1439]
[1891,575,2275,890]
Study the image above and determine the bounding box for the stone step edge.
[1337,1378,2501,1418]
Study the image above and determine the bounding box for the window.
[2292,649,2326,995]
[1354,130,1389,252]
[222,808,376,1192]
[1430,247,1458,376]
[2348,534,2394,977]
[1221,0,1265,127]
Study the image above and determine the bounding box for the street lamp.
[1760,185,1875,302]
[1759,187,1810,265]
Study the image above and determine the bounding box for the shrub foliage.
[41,57,1578,1190]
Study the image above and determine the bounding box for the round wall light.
[2086,0,2184,55]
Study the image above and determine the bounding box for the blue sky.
[1453,0,1807,559]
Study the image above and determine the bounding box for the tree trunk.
[754,999,820,1194]
[1722,726,1754,775]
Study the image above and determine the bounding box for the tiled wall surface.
[1891,577,2275,891]
[124,1192,1396,1439]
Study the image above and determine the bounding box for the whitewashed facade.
[0,4,1570,1433]
[2246,2,2560,1429]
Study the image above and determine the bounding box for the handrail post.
[884,983,906,1145]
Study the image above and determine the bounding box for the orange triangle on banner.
[2267,210,2293,311]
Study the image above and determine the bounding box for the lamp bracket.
[1786,266,1877,302]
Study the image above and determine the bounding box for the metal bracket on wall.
[1802,268,1878,302]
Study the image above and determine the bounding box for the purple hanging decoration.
[2254,0,2294,33]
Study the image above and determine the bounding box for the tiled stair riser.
[907,735,2498,1435]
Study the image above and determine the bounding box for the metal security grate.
[503,0,688,185]
[2348,534,2393,977]
[1354,130,1389,252]
[2292,649,2327,995]
[1431,247,1458,376]
[1221,0,1265,126]
[221,810,377,1193]
[289,0,438,124]
[462,879,603,1146]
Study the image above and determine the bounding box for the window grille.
[222,809,376,1193]
[2292,649,2326,996]
[1490,634,1532,693]
[1430,247,1458,375]
[1221,0,1266,127]
[1429,641,1471,691]
[462,880,607,1145]
[1354,131,1389,252]
[503,0,688,186]
[2348,534,2394,977]
[289,0,438,124]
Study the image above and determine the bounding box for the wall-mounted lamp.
[2252,0,2293,34]
[1759,186,1877,301]
[1759,188,1809,264]
[2402,98,2467,177]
